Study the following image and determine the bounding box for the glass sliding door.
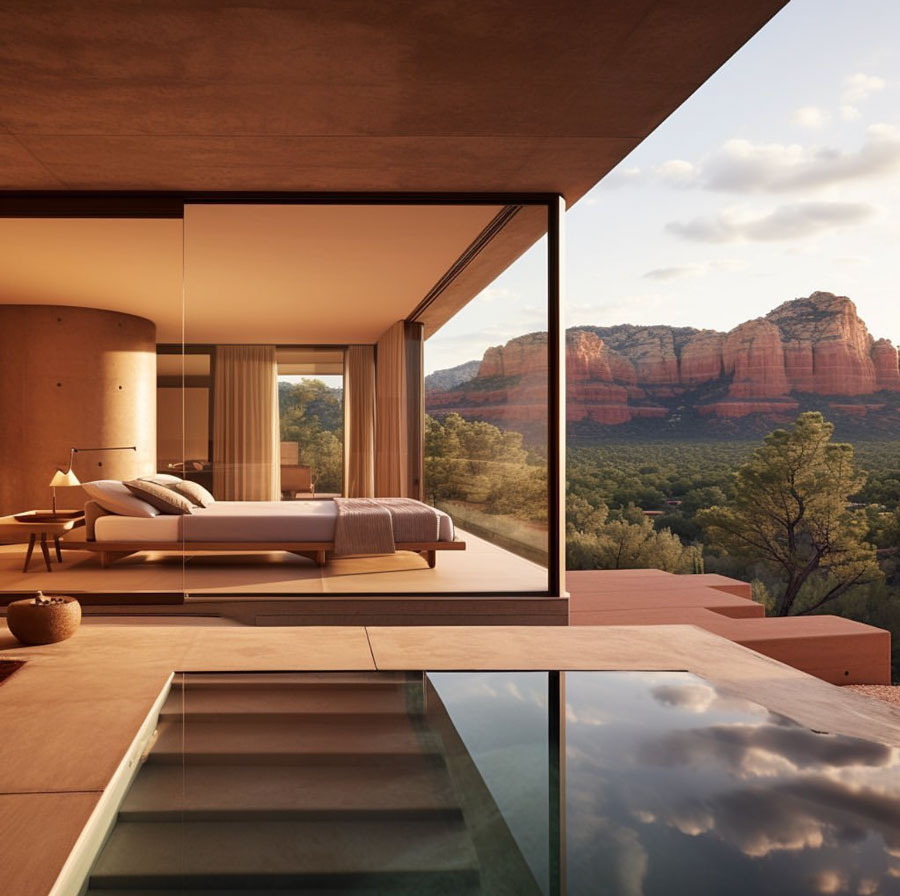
[422,206,552,591]
[180,199,556,596]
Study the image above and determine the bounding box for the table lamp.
[48,468,80,515]
[49,445,136,515]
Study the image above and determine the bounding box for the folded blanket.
[333,497,442,556]
[378,497,441,543]
[333,498,395,556]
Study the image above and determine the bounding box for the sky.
[426,0,900,374]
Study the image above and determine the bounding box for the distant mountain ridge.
[424,359,481,392]
[425,292,900,436]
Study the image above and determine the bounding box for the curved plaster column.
[0,305,157,515]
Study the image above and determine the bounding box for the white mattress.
[94,499,455,543]
[94,515,180,542]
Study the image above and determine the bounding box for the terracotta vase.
[7,594,81,645]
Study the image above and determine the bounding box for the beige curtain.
[213,345,280,501]
[343,345,376,497]
[374,321,408,497]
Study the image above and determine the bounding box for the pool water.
[83,670,900,895]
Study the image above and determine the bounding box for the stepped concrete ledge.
[567,570,891,685]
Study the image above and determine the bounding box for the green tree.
[425,413,547,522]
[566,500,695,573]
[698,412,881,616]
[279,379,343,492]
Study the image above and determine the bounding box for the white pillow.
[82,480,159,518]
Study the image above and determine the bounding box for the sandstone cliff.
[425,292,900,429]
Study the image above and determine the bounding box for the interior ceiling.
[0,1,788,200]
[0,205,502,342]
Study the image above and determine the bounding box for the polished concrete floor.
[0,526,548,594]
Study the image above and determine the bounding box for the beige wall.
[0,305,157,515]
[157,387,209,465]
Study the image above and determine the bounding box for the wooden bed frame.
[61,539,466,569]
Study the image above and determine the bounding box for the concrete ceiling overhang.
[0,1,788,199]
[0,1,788,339]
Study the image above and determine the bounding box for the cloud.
[842,72,886,103]
[794,105,830,128]
[841,104,862,121]
[666,201,876,243]
[700,126,900,193]
[656,159,697,186]
[642,259,746,281]
[650,683,716,711]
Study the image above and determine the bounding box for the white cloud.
[842,72,886,103]
[793,105,830,128]
[699,125,900,192]
[666,201,876,243]
[656,159,697,185]
[841,104,862,121]
[643,259,746,280]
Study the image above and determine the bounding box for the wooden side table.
[0,511,85,573]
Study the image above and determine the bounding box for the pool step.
[87,818,480,891]
[119,759,459,819]
[88,888,478,896]
[88,674,485,894]
[152,713,442,760]
[162,676,426,718]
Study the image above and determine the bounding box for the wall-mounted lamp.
[49,446,137,515]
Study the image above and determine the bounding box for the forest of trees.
[278,379,343,493]
[428,409,900,679]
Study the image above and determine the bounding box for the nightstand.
[0,511,86,572]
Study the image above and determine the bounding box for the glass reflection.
[564,671,900,895]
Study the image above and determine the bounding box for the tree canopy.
[698,411,881,616]
[279,379,343,493]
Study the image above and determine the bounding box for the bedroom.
[0,197,563,607]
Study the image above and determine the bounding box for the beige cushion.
[170,479,215,508]
[81,480,159,518]
[124,480,194,515]
[139,473,183,487]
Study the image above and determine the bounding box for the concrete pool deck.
[2,621,900,896]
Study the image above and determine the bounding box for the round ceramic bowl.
[7,596,81,646]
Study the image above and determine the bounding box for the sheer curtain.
[213,345,280,500]
[374,321,408,497]
[343,345,376,497]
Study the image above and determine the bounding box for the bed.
[64,497,465,569]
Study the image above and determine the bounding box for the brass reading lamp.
[49,445,137,515]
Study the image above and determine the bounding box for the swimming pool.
[82,670,900,894]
